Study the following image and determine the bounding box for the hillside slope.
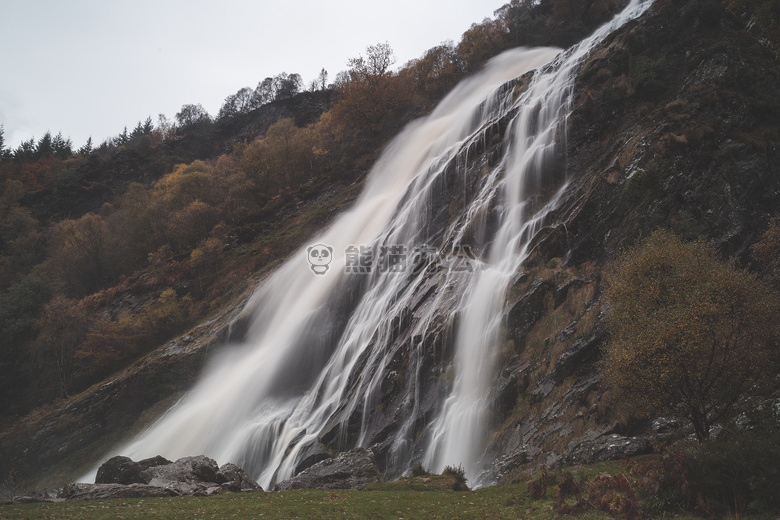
[1,0,778,491]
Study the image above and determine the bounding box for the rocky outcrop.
[95,455,171,485]
[274,448,380,491]
[563,433,652,466]
[60,483,178,501]
[61,455,262,500]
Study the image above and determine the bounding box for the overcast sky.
[1,0,507,150]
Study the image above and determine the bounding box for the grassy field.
[0,456,772,520]
[0,463,679,520]
[0,484,645,520]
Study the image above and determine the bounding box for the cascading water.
[86,0,652,489]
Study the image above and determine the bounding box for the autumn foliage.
[602,230,779,441]
[0,0,641,423]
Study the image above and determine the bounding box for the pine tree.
[0,125,8,160]
[52,132,72,158]
[36,132,53,158]
[142,116,154,135]
[78,137,93,156]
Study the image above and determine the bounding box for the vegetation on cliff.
[602,229,779,442]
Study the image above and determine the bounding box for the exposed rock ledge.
[60,455,262,500]
[274,448,381,491]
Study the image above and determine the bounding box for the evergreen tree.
[52,132,72,158]
[0,125,9,161]
[114,126,130,146]
[14,137,36,161]
[36,132,53,158]
[131,121,145,140]
[142,116,154,135]
[78,137,93,156]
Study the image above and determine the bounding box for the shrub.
[602,230,780,441]
[410,463,430,477]
[442,464,469,491]
[660,428,780,515]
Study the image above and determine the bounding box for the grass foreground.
[0,455,775,520]
[0,470,684,520]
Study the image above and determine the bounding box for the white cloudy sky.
[1,0,506,150]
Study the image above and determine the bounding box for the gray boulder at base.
[62,455,262,500]
[274,448,380,491]
[217,463,263,492]
[61,483,177,500]
[139,455,219,484]
[95,455,171,485]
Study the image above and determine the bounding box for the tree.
[34,296,90,398]
[273,72,303,100]
[50,213,110,295]
[317,68,329,90]
[114,126,130,146]
[332,43,412,140]
[458,18,508,72]
[751,217,780,287]
[36,132,53,158]
[12,138,35,161]
[218,87,258,121]
[78,137,93,156]
[175,103,211,130]
[51,132,72,158]
[601,230,779,442]
[253,77,275,105]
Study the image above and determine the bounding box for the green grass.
[0,484,585,520]
[0,470,699,520]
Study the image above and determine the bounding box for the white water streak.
[423,0,652,485]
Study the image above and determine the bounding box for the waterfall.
[86,0,652,489]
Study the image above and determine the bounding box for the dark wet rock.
[62,455,262,500]
[61,482,178,500]
[216,463,263,492]
[563,433,651,465]
[507,279,553,350]
[550,312,607,383]
[95,455,171,485]
[274,448,381,491]
[652,417,683,433]
[95,456,143,485]
[139,455,219,485]
[554,277,587,309]
[293,449,332,476]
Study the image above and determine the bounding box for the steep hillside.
[1,0,778,493]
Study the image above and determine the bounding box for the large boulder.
[61,482,177,500]
[274,448,380,491]
[216,463,263,492]
[95,455,171,485]
[62,455,262,500]
[139,455,219,485]
[95,456,142,485]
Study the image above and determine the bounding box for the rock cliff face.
[477,0,780,481]
[305,0,779,486]
[2,0,778,491]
